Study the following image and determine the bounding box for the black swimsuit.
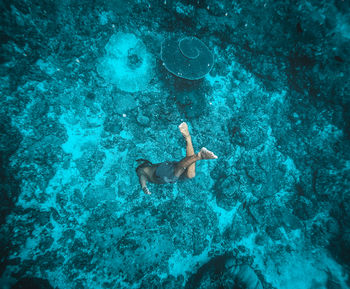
[155,161,180,183]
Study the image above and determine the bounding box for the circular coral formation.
[161,36,214,80]
[97,32,155,92]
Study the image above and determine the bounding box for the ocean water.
[0,0,350,288]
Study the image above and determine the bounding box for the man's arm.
[139,174,151,195]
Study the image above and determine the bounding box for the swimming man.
[136,122,218,195]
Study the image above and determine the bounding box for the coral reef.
[97,32,155,92]
[161,36,214,80]
[0,0,349,289]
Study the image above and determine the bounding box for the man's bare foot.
[198,147,218,159]
[179,122,190,138]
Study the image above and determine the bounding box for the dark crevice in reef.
[0,115,22,219]
[343,103,350,140]
[184,253,268,289]
[185,253,233,289]
[11,277,54,289]
[0,114,23,276]
[328,194,350,268]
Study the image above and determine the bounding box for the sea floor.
[1,0,350,288]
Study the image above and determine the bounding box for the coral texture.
[97,32,155,92]
[161,36,214,80]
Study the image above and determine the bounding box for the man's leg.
[174,147,218,178]
[179,122,196,178]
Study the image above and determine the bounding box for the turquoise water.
[1,0,350,288]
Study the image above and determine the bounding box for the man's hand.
[142,187,151,195]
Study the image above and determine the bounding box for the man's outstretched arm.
[138,174,151,195]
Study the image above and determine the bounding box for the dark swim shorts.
[155,161,180,183]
